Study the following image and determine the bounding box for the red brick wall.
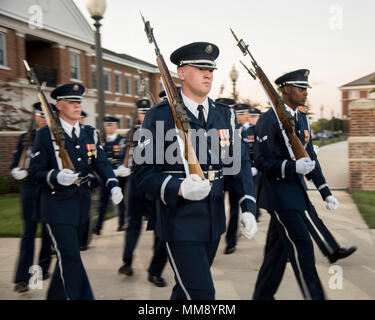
[0,132,22,179]
[348,100,375,191]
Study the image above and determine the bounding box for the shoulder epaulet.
[82,124,95,131]
[153,99,169,109]
[214,101,230,108]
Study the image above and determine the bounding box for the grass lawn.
[0,194,116,238]
[0,195,24,237]
[313,137,346,148]
[351,191,375,229]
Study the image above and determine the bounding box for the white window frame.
[70,51,81,81]
[125,74,132,96]
[104,69,112,93]
[348,90,359,99]
[0,30,8,68]
[114,72,122,94]
[134,75,140,98]
[126,115,132,129]
[368,90,375,99]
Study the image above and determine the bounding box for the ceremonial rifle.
[140,13,204,179]
[230,29,309,160]
[17,109,36,169]
[137,67,157,106]
[23,60,75,170]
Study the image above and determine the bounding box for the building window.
[368,91,375,99]
[0,31,7,67]
[135,77,140,97]
[125,75,132,96]
[104,70,111,92]
[115,73,121,94]
[70,52,80,80]
[91,70,96,89]
[126,115,132,128]
[348,90,359,99]
[143,78,150,98]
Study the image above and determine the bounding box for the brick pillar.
[348,99,375,191]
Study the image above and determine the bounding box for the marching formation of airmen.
[9,41,356,300]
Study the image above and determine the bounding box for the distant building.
[0,0,179,129]
[339,72,375,119]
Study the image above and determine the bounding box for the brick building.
[0,0,179,129]
[348,99,375,191]
[339,72,375,119]
[0,0,179,180]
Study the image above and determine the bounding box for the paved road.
[1,141,374,300]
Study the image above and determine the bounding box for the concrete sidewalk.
[1,141,374,300]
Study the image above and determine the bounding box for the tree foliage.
[0,82,32,131]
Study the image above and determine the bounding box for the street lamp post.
[86,0,106,142]
[229,65,239,103]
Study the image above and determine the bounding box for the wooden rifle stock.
[23,60,75,170]
[141,14,204,179]
[230,29,309,160]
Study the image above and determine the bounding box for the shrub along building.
[0,0,179,182]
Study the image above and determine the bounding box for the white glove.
[251,167,258,176]
[111,186,123,205]
[295,157,316,175]
[56,169,79,186]
[114,165,131,177]
[180,174,211,201]
[241,212,258,239]
[325,195,339,210]
[11,167,28,180]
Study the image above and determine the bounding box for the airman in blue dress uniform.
[295,99,357,263]
[133,42,257,300]
[93,116,130,235]
[253,69,327,300]
[30,83,123,300]
[11,102,54,293]
[222,102,261,255]
[118,98,168,288]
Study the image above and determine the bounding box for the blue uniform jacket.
[296,111,332,200]
[30,123,119,226]
[11,132,41,221]
[104,134,128,170]
[133,98,256,242]
[254,108,308,211]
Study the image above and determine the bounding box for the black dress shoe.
[118,263,133,276]
[92,227,101,235]
[117,225,125,232]
[42,272,50,280]
[14,281,28,293]
[148,275,167,287]
[328,246,357,263]
[80,245,89,251]
[224,246,236,255]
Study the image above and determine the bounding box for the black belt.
[162,169,223,181]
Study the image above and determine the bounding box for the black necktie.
[197,105,206,127]
[72,127,78,142]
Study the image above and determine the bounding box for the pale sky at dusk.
[74,0,375,121]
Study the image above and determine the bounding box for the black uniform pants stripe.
[46,224,94,300]
[14,221,51,283]
[225,190,240,248]
[302,204,339,257]
[253,210,325,300]
[166,239,220,300]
